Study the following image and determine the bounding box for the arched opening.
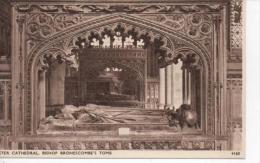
[158,52,203,128]
[69,53,146,108]
[29,18,211,135]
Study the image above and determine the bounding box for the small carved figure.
[176,104,198,129]
[167,104,198,129]
[234,1,242,23]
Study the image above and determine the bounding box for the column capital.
[38,55,50,71]
[16,15,26,33]
[212,14,222,27]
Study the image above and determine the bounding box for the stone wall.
[227,0,243,150]
[0,0,11,58]
[0,0,11,76]
[0,0,11,150]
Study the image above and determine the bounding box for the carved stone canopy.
[19,2,216,135]
[24,11,213,71]
[74,24,159,49]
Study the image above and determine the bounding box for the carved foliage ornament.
[25,13,213,56]
[38,49,79,71]
[174,49,201,70]
[35,21,204,72]
[24,140,215,150]
[158,48,201,69]
[71,23,171,49]
[25,13,213,41]
[162,14,213,40]
[17,4,223,14]
[26,13,94,39]
[69,22,176,68]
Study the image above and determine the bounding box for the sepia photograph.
[0,0,246,159]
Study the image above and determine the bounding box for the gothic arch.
[25,13,213,134]
[27,14,211,66]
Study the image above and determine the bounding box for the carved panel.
[228,47,242,63]
[17,4,223,14]
[0,134,10,149]
[230,0,243,48]
[18,4,218,58]
[226,78,242,150]
[0,80,11,122]
[23,139,218,150]
[26,13,95,52]
[227,79,242,124]
[140,13,213,43]
[26,13,95,39]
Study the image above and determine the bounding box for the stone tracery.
[24,10,214,55]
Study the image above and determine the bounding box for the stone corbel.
[174,49,201,70]
[39,49,79,71]
[38,56,50,71]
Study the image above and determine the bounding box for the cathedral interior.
[0,0,243,150]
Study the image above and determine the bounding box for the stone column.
[49,63,65,105]
[182,69,191,105]
[159,67,165,109]
[187,71,191,104]
[3,81,10,121]
[182,69,187,104]
[190,71,196,110]
[11,11,26,136]
[171,64,175,110]
[172,62,183,109]
[165,65,172,109]
[38,70,46,120]
[213,15,223,135]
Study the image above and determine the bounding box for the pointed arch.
[25,13,213,134]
